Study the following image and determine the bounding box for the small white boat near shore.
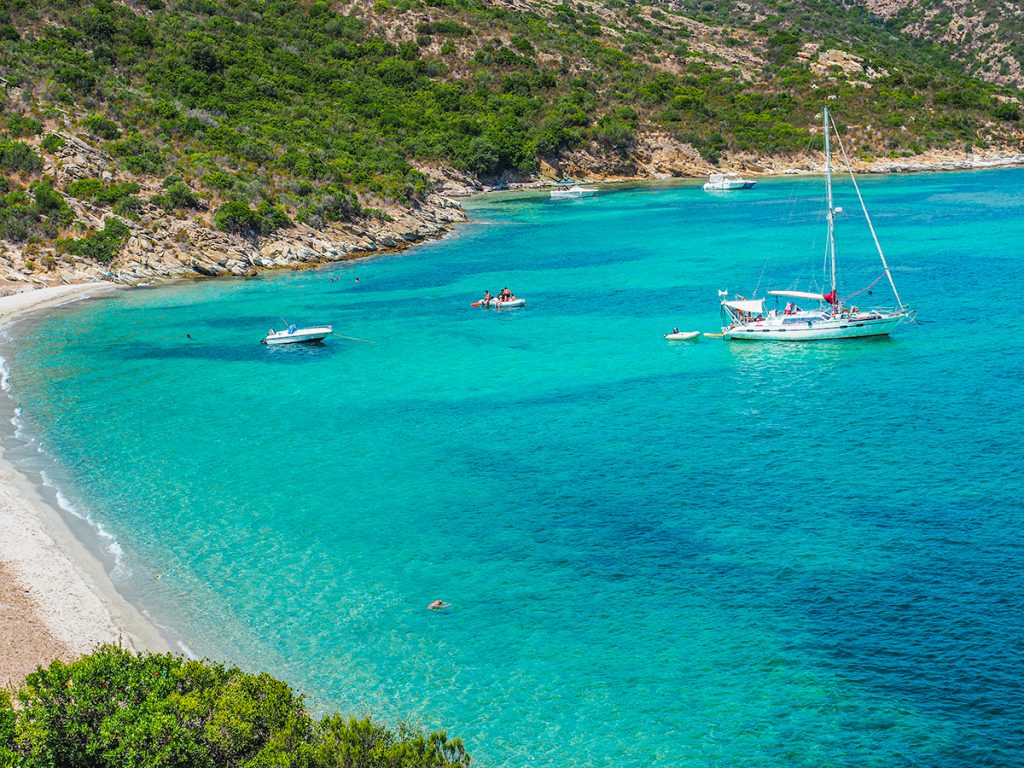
[703,172,756,191]
[262,324,333,345]
[550,184,598,199]
[664,330,700,340]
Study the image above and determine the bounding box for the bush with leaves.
[0,180,75,241]
[3,646,471,768]
[82,114,122,140]
[108,133,164,175]
[0,141,43,175]
[214,200,262,236]
[202,169,235,191]
[60,217,131,262]
[113,195,144,219]
[39,133,66,152]
[5,113,43,137]
[215,200,292,236]
[151,179,201,211]
[67,178,141,206]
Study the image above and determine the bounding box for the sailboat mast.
[824,107,837,305]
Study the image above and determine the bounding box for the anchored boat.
[703,172,756,191]
[262,324,333,345]
[550,184,598,199]
[720,107,912,342]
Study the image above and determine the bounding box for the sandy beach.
[0,282,169,690]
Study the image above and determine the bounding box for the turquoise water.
[5,171,1024,767]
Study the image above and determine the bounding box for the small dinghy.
[262,324,333,345]
[664,330,700,341]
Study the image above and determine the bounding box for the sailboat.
[720,107,913,341]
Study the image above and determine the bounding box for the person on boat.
[428,599,449,610]
[672,327,679,334]
[482,290,493,304]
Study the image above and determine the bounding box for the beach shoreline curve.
[0,282,171,690]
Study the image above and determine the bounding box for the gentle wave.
[38,468,131,580]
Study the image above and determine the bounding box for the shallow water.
[5,170,1024,767]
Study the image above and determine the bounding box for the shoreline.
[0,283,171,690]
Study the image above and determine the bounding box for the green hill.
[0,0,1021,276]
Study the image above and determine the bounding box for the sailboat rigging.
[719,107,913,341]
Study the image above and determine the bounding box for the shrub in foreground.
[1,645,471,768]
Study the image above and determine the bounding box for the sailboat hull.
[724,313,904,341]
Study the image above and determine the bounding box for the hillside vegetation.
[0,0,1022,276]
[856,0,1024,89]
[0,645,470,768]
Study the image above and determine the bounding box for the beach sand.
[0,283,169,690]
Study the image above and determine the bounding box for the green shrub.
[39,133,66,152]
[67,178,141,205]
[31,181,75,227]
[5,646,470,768]
[61,217,131,262]
[992,102,1020,121]
[108,133,164,174]
[5,113,43,137]
[215,200,292,236]
[214,200,261,235]
[113,195,144,219]
[255,201,292,234]
[202,169,234,191]
[0,181,75,242]
[0,141,43,174]
[0,691,14,764]
[151,179,201,210]
[82,114,122,140]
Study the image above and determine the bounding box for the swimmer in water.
[428,599,449,610]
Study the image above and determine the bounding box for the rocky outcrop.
[102,192,466,285]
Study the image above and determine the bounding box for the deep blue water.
[4,170,1024,767]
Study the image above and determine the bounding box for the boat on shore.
[703,172,756,191]
[262,324,333,345]
[550,184,598,199]
[720,107,912,342]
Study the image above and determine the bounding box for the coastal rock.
[191,260,229,277]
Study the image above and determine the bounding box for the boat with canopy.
[550,184,598,199]
[703,172,756,191]
[720,107,913,341]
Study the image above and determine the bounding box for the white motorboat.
[262,324,333,345]
[664,330,700,340]
[719,107,913,342]
[550,184,598,199]
[703,172,756,191]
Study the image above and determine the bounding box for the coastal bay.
[2,171,1023,766]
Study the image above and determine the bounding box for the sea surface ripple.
[5,170,1024,767]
